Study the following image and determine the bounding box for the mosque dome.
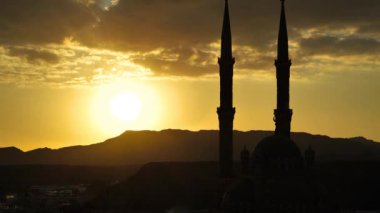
[251,135,304,176]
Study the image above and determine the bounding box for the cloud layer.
[0,0,379,86]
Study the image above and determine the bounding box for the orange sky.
[0,0,379,150]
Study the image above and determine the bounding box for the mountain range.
[1,129,379,165]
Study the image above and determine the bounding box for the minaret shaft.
[274,0,292,138]
[218,0,235,178]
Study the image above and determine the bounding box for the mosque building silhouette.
[217,0,337,212]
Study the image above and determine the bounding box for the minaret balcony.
[218,57,235,65]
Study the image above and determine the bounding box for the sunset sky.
[0,0,379,150]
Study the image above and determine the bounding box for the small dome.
[251,135,304,176]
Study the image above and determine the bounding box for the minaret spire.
[221,0,232,59]
[218,0,235,178]
[277,0,289,61]
[274,0,292,138]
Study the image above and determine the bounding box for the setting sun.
[88,80,164,137]
[110,93,142,122]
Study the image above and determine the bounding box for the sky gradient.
[0,0,379,150]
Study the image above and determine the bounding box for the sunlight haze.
[0,0,379,150]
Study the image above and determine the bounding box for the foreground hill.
[89,161,380,212]
[1,130,380,165]
[91,162,219,212]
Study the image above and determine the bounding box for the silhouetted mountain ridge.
[0,146,23,153]
[0,130,379,165]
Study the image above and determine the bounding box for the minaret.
[217,0,235,178]
[274,0,292,138]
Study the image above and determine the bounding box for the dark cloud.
[84,0,380,75]
[1,0,380,49]
[85,0,380,49]
[300,36,380,56]
[131,47,216,76]
[233,47,274,71]
[0,0,379,77]
[8,47,60,64]
[0,0,97,45]
[133,57,215,76]
[287,0,379,28]
[358,23,380,35]
[81,0,220,51]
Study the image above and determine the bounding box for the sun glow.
[90,80,163,137]
[110,93,142,121]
